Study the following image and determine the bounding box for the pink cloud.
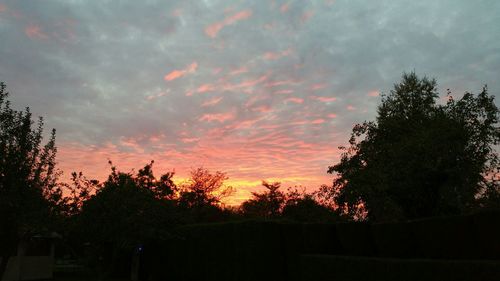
[146,92,166,101]
[285,97,304,104]
[237,74,268,88]
[347,105,356,111]
[263,48,292,60]
[311,83,328,90]
[212,68,223,75]
[199,112,235,123]
[197,83,215,93]
[202,96,223,107]
[229,66,248,76]
[280,2,290,13]
[252,105,272,113]
[301,10,314,23]
[0,4,6,12]
[273,89,294,95]
[265,79,301,87]
[368,90,379,97]
[205,10,252,38]
[327,113,337,118]
[25,24,49,40]
[181,137,200,143]
[164,62,198,81]
[311,119,325,124]
[311,96,337,102]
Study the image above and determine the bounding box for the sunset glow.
[1,0,499,205]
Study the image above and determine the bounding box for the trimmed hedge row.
[146,210,500,280]
[300,255,500,281]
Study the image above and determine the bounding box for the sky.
[0,0,499,205]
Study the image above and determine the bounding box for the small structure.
[1,232,61,281]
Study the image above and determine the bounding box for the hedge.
[300,255,500,281]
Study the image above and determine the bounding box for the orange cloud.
[273,89,294,95]
[164,62,198,81]
[197,83,215,93]
[236,74,268,88]
[252,105,272,113]
[146,92,166,101]
[205,10,252,38]
[25,24,49,40]
[265,79,302,87]
[263,48,292,60]
[202,96,223,107]
[311,119,325,124]
[199,112,235,123]
[229,66,248,76]
[311,83,328,90]
[312,96,337,102]
[368,90,379,97]
[285,97,304,104]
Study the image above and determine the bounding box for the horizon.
[1,0,499,205]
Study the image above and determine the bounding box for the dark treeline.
[0,73,499,279]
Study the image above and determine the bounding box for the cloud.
[280,3,290,13]
[311,118,325,124]
[285,97,304,104]
[311,96,337,102]
[164,62,198,81]
[199,112,235,123]
[202,96,223,107]
[25,24,49,40]
[205,9,252,38]
[1,0,499,204]
[263,48,293,60]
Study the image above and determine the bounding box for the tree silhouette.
[322,73,500,221]
[75,161,177,277]
[241,182,341,222]
[282,188,342,222]
[0,82,61,279]
[177,167,233,222]
[240,181,285,219]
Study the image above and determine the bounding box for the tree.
[281,188,342,222]
[75,161,177,277]
[323,73,500,221]
[241,182,341,222]
[177,167,233,222]
[240,181,285,219]
[0,82,61,279]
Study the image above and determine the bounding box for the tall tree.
[323,73,499,221]
[75,162,177,276]
[0,82,61,279]
[240,181,285,219]
[177,167,233,222]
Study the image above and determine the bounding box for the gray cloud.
[0,0,499,200]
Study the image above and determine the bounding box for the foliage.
[0,82,61,278]
[240,181,285,219]
[177,167,234,222]
[72,161,178,275]
[240,182,340,222]
[322,73,500,221]
[76,161,177,243]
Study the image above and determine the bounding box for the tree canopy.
[0,82,61,278]
[323,73,500,221]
